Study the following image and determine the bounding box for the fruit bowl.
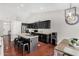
[69,38,79,49]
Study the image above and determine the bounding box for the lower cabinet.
[40,34,47,43]
[31,32,57,45]
[51,33,57,45]
[31,32,47,43]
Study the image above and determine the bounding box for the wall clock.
[65,7,79,25]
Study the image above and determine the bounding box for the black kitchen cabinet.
[27,24,31,28]
[31,32,57,44]
[31,32,51,43]
[32,23,38,29]
[38,20,50,29]
[35,23,38,29]
[51,32,57,45]
[41,34,48,43]
[22,20,51,29]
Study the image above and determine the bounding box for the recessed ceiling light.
[40,7,44,10]
[20,4,24,7]
[17,4,24,9]
[4,22,8,24]
[17,6,20,9]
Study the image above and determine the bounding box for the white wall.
[24,9,79,44]
[0,21,3,36]
[50,10,79,44]
[3,22,10,35]
[1,8,79,44]
[11,20,22,41]
[0,3,79,44]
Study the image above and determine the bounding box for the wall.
[0,4,79,44]
[3,22,10,35]
[23,11,54,33]
[50,10,79,44]
[1,9,79,44]
[24,9,79,44]
[11,20,22,41]
[0,21,3,36]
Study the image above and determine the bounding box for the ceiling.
[0,3,79,22]
[0,3,79,12]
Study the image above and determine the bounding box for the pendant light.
[65,3,79,25]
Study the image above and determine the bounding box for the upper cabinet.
[22,20,51,29]
[40,20,50,28]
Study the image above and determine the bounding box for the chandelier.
[65,3,79,25]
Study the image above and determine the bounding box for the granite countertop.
[19,33,38,39]
[32,31,57,35]
[34,32,52,34]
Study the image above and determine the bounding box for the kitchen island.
[18,33,38,53]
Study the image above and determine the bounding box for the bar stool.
[18,38,30,55]
[14,37,30,55]
[14,38,19,47]
[18,41,30,55]
[14,37,24,49]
